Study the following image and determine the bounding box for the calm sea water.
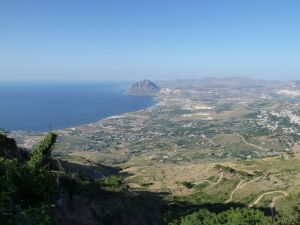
[0,81,155,131]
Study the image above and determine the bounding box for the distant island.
[126,79,160,95]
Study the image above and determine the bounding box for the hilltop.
[126,79,160,95]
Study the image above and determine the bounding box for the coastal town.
[10,78,300,164]
[4,77,300,225]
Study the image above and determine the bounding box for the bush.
[0,133,57,225]
[95,175,123,192]
[181,181,194,189]
[28,132,57,169]
[178,208,272,225]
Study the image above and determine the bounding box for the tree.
[0,133,58,225]
[28,132,57,169]
[178,208,272,225]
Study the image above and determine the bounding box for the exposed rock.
[126,79,160,96]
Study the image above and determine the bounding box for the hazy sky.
[1,0,300,81]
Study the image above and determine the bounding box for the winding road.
[194,172,224,186]
[269,193,288,219]
[248,190,288,208]
[225,180,244,203]
[225,177,261,203]
[164,173,224,196]
[237,134,269,152]
[224,175,288,220]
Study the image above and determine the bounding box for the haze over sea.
[0,81,155,132]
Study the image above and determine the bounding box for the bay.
[0,81,154,131]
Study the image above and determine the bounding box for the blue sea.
[0,81,155,131]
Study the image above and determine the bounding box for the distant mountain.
[156,77,279,89]
[126,79,160,95]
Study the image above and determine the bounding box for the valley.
[8,77,300,224]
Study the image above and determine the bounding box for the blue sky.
[1,0,300,81]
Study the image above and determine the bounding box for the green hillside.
[2,132,300,224]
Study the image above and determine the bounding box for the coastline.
[8,95,161,149]
[1,81,155,132]
[57,96,160,132]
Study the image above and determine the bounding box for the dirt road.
[248,190,287,208]
[225,177,261,203]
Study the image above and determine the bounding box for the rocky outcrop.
[126,79,160,95]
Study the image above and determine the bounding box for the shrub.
[0,133,57,225]
[28,132,57,169]
[95,175,123,192]
[178,208,272,225]
[181,181,194,189]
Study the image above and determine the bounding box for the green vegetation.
[215,103,234,112]
[4,78,300,224]
[194,182,209,191]
[0,133,57,225]
[214,164,252,177]
[95,175,123,192]
[275,192,300,225]
[28,132,57,168]
[174,178,240,204]
[181,181,194,189]
[170,208,272,225]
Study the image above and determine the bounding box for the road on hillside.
[225,177,261,203]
